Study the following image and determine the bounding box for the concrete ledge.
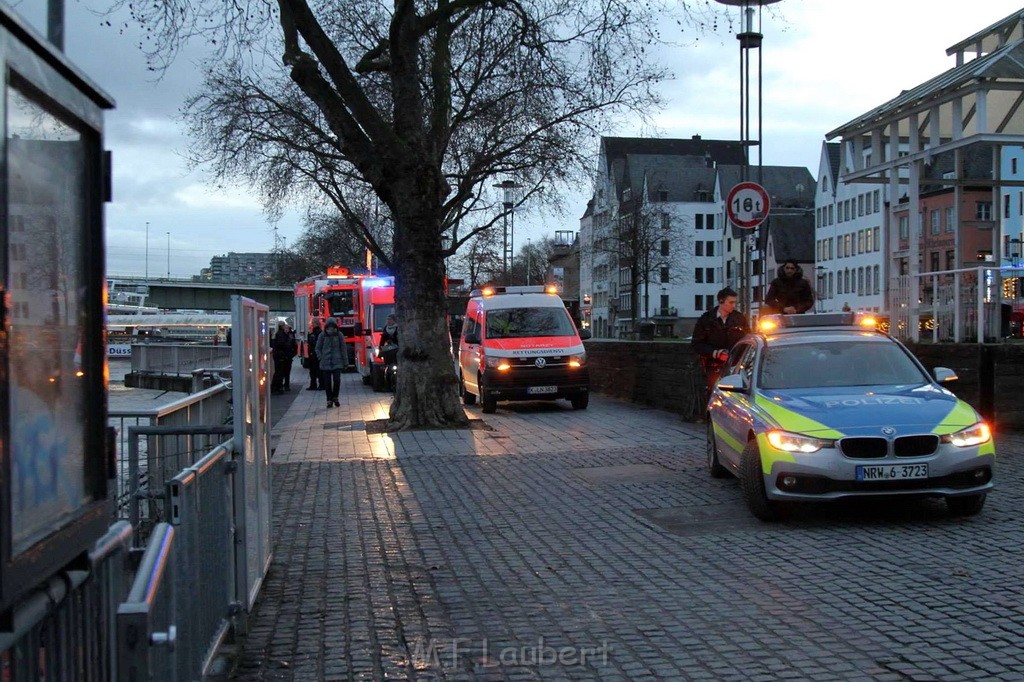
[125,372,194,392]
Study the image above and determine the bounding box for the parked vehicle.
[458,285,591,414]
[355,277,396,391]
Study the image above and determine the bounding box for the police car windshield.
[759,341,928,389]
[486,307,576,338]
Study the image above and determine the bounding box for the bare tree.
[592,197,692,331]
[447,228,503,291]
[123,0,723,429]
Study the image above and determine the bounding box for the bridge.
[108,276,295,312]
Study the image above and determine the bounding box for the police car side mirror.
[579,329,592,340]
[464,332,481,345]
[933,367,958,383]
[717,374,747,392]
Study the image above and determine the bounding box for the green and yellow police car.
[706,313,995,521]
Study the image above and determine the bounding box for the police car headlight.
[767,430,834,454]
[568,352,587,368]
[940,421,991,447]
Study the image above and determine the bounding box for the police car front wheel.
[740,440,786,522]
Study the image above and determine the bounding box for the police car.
[706,312,995,521]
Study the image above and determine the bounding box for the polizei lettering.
[824,397,924,408]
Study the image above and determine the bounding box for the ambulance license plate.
[855,464,929,481]
[527,386,557,395]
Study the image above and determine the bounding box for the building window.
[661,214,670,230]
[707,241,715,257]
[661,294,669,309]
[828,205,834,225]
[828,272,833,298]
[858,194,864,216]
[695,241,704,257]
[930,209,940,235]
[695,268,704,283]
[899,216,909,239]
[873,227,880,251]
[661,240,669,257]
[946,250,955,270]
[695,214,704,229]
[706,267,715,283]
[1005,194,1012,218]
[695,295,703,311]
[944,207,954,232]
[873,190,880,213]
[1014,158,1018,174]
[857,230,864,254]
[976,201,992,220]
[873,266,880,294]
[930,252,939,272]
[707,214,715,230]
[660,266,669,283]
[658,190,669,202]
[858,267,865,294]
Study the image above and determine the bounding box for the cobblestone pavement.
[235,373,1024,681]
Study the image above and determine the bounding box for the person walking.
[270,321,296,395]
[306,318,322,390]
[283,323,298,391]
[315,317,346,408]
[691,287,749,393]
[763,260,815,315]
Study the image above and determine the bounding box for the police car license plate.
[855,464,929,481]
[527,386,557,395]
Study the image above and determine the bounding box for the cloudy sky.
[13,0,1024,278]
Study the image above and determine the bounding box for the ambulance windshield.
[486,307,576,339]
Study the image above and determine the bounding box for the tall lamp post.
[494,179,522,283]
[166,232,170,278]
[715,0,781,316]
[145,221,150,279]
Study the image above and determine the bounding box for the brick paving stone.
[232,372,1024,681]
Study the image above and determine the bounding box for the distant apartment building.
[580,135,746,338]
[201,252,284,284]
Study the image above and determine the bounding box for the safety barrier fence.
[130,344,233,377]
[0,521,134,680]
[888,266,1024,343]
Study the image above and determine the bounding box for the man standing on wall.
[691,287,749,393]
[763,260,815,315]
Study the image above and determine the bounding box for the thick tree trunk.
[387,183,469,431]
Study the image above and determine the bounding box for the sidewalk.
[234,373,1024,681]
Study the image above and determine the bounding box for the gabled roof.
[825,143,841,184]
[621,154,717,202]
[763,213,815,263]
[602,136,746,167]
[715,165,816,207]
[946,8,1024,60]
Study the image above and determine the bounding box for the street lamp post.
[145,221,149,279]
[166,232,170,278]
[494,180,522,283]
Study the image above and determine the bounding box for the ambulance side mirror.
[579,329,592,340]
[464,332,481,345]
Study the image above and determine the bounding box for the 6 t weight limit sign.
[726,182,770,229]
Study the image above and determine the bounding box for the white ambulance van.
[458,285,591,414]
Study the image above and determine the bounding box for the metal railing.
[888,266,1024,343]
[109,379,232,524]
[1,521,134,680]
[131,344,233,376]
[117,523,177,681]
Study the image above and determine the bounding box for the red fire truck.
[294,266,378,371]
[355,276,396,390]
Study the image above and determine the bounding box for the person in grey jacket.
[315,317,346,408]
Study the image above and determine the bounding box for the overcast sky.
[13,0,1024,278]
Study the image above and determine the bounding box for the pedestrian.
[380,313,399,366]
[270,321,295,394]
[842,302,852,312]
[691,287,749,393]
[763,260,815,315]
[306,318,322,390]
[284,323,298,391]
[315,317,345,408]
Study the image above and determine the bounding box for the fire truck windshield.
[326,291,356,317]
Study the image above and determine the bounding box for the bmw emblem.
[534,357,546,368]
[881,427,896,436]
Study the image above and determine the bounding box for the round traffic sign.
[726,182,770,229]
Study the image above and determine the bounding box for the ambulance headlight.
[568,352,587,368]
[484,356,511,371]
[940,422,991,447]
[767,430,834,454]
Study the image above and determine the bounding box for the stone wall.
[586,340,1024,429]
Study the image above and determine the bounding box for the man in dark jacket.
[691,287,749,392]
[306,319,322,390]
[763,260,815,315]
[270,321,296,394]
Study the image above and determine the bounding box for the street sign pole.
[726,182,770,317]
